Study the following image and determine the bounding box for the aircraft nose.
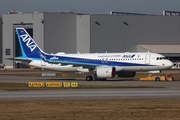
[169,61,173,68]
[165,60,173,68]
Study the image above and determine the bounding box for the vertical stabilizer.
[16,28,45,59]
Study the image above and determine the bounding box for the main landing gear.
[86,74,107,81]
[86,76,93,81]
[85,69,107,81]
[86,68,94,81]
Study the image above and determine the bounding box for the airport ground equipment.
[0,64,5,68]
[140,73,174,81]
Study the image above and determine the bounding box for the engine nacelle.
[96,67,116,78]
[117,71,136,77]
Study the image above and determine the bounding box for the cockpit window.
[162,57,167,59]
[156,57,167,60]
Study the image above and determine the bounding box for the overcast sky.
[0,0,180,15]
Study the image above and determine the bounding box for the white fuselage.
[45,52,173,72]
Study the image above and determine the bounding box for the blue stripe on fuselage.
[43,54,155,67]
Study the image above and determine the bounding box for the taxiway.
[0,71,180,100]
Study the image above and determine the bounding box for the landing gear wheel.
[86,76,93,81]
[155,77,160,81]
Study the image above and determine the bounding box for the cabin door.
[145,54,151,64]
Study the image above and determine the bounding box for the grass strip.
[1,99,180,120]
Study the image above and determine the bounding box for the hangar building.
[1,11,180,68]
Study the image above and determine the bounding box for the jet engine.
[96,67,116,78]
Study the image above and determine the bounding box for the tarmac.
[0,69,180,100]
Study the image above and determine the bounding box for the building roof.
[138,45,180,53]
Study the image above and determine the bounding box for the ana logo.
[20,34,37,52]
[50,56,59,60]
[122,54,135,58]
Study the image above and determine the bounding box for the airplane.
[15,28,173,81]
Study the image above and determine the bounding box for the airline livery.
[15,28,173,81]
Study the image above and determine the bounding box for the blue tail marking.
[16,28,43,59]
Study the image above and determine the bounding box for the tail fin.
[16,28,44,59]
